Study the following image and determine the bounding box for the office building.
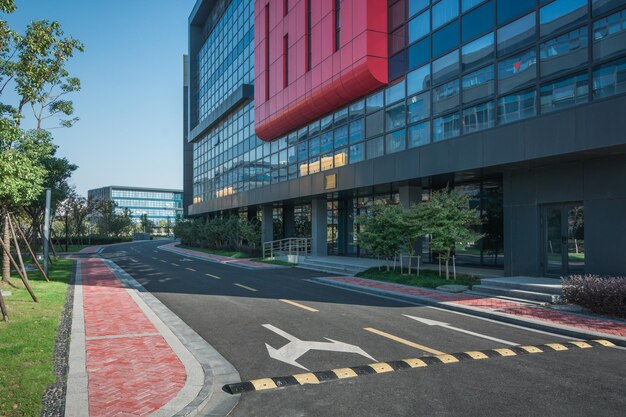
[88,186,183,228]
[185,0,626,276]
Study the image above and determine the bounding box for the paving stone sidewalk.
[317,276,626,342]
[158,242,282,269]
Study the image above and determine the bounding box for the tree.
[402,205,427,274]
[356,202,404,271]
[1,4,82,290]
[22,154,77,249]
[139,213,153,235]
[417,188,481,280]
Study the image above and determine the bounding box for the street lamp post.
[43,188,51,275]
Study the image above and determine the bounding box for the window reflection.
[462,33,494,71]
[540,0,588,38]
[497,13,536,57]
[497,49,537,94]
[593,9,626,61]
[540,73,589,113]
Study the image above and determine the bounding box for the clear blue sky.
[6,0,197,196]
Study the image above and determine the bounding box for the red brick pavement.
[80,258,186,417]
[79,245,102,254]
[327,276,626,338]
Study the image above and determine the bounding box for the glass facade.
[89,188,183,226]
[190,0,626,206]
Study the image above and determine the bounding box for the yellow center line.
[171,263,180,267]
[205,273,221,279]
[186,268,197,272]
[234,283,258,292]
[279,299,319,312]
[364,328,446,355]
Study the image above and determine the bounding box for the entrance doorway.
[542,204,585,276]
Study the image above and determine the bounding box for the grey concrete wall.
[504,155,626,277]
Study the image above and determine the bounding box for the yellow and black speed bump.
[222,340,615,395]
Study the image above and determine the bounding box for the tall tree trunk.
[2,213,10,283]
[0,290,8,321]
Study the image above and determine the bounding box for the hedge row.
[562,275,626,318]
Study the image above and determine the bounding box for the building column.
[261,205,274,245]
[399,184,423,258]
[311,197,327,257]
[283,204,295,239]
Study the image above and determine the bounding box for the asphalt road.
[99,240,625,417]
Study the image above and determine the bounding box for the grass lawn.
[249,258,295,266]
[0,258,74,417]
[356,267,481,289]
[176,244,251,259]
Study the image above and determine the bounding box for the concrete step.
[480,277,563,295]
[471,285,562,304]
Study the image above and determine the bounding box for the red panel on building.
[254,0,389,141]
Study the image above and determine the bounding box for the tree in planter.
[356,202,404,271]
[401,205,427,275]
[417,188,481,280]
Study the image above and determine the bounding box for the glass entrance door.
[542,204,585,276]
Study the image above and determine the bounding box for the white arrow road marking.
[403,315,518,346]
[263,324,375,371]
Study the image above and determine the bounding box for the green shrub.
[174,216,261,256]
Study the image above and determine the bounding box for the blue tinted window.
[321,131,333,153]
[462,32,495,71]
[462,1,494,42]
[497,0,535,25]
[407,64,431,94]
[497,89,536,124]
[409,0,430,17]
[407,92,431,123]
[386,102,407,130]
[386,129,407,154]
[540,0,587,38]
[592,9,626,61]
[592,57,626,99]
[497,12,536,56]
[463,101,495,133]
[366,91,384,112]
[408,121,431,148]
[409,10,430,43]
[433,0,459,29]
[497,49,537,94]
[433,21,460,57]
[309,136,320,157]
[349,119,364,143]
[592,0,626,16]
[386,79,406,104]
[540,27,588,77]
[433,79,460,115]
[540,72,588,113]
[334,125,349,148]
[433,113,461,141]
[433,49,460,84]
[408,37,430,69]
[463,0,488,12]
[462,65,495,104]
[349,143,365,163]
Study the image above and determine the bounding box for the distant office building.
[88,186,183,227]
[185,0,626,277]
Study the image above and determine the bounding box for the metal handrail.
[263,237,311,259]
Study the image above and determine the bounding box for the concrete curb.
[311,277,626,348]
[157,244,286,271]
[105,259,241,417]
[64,261,89,417]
